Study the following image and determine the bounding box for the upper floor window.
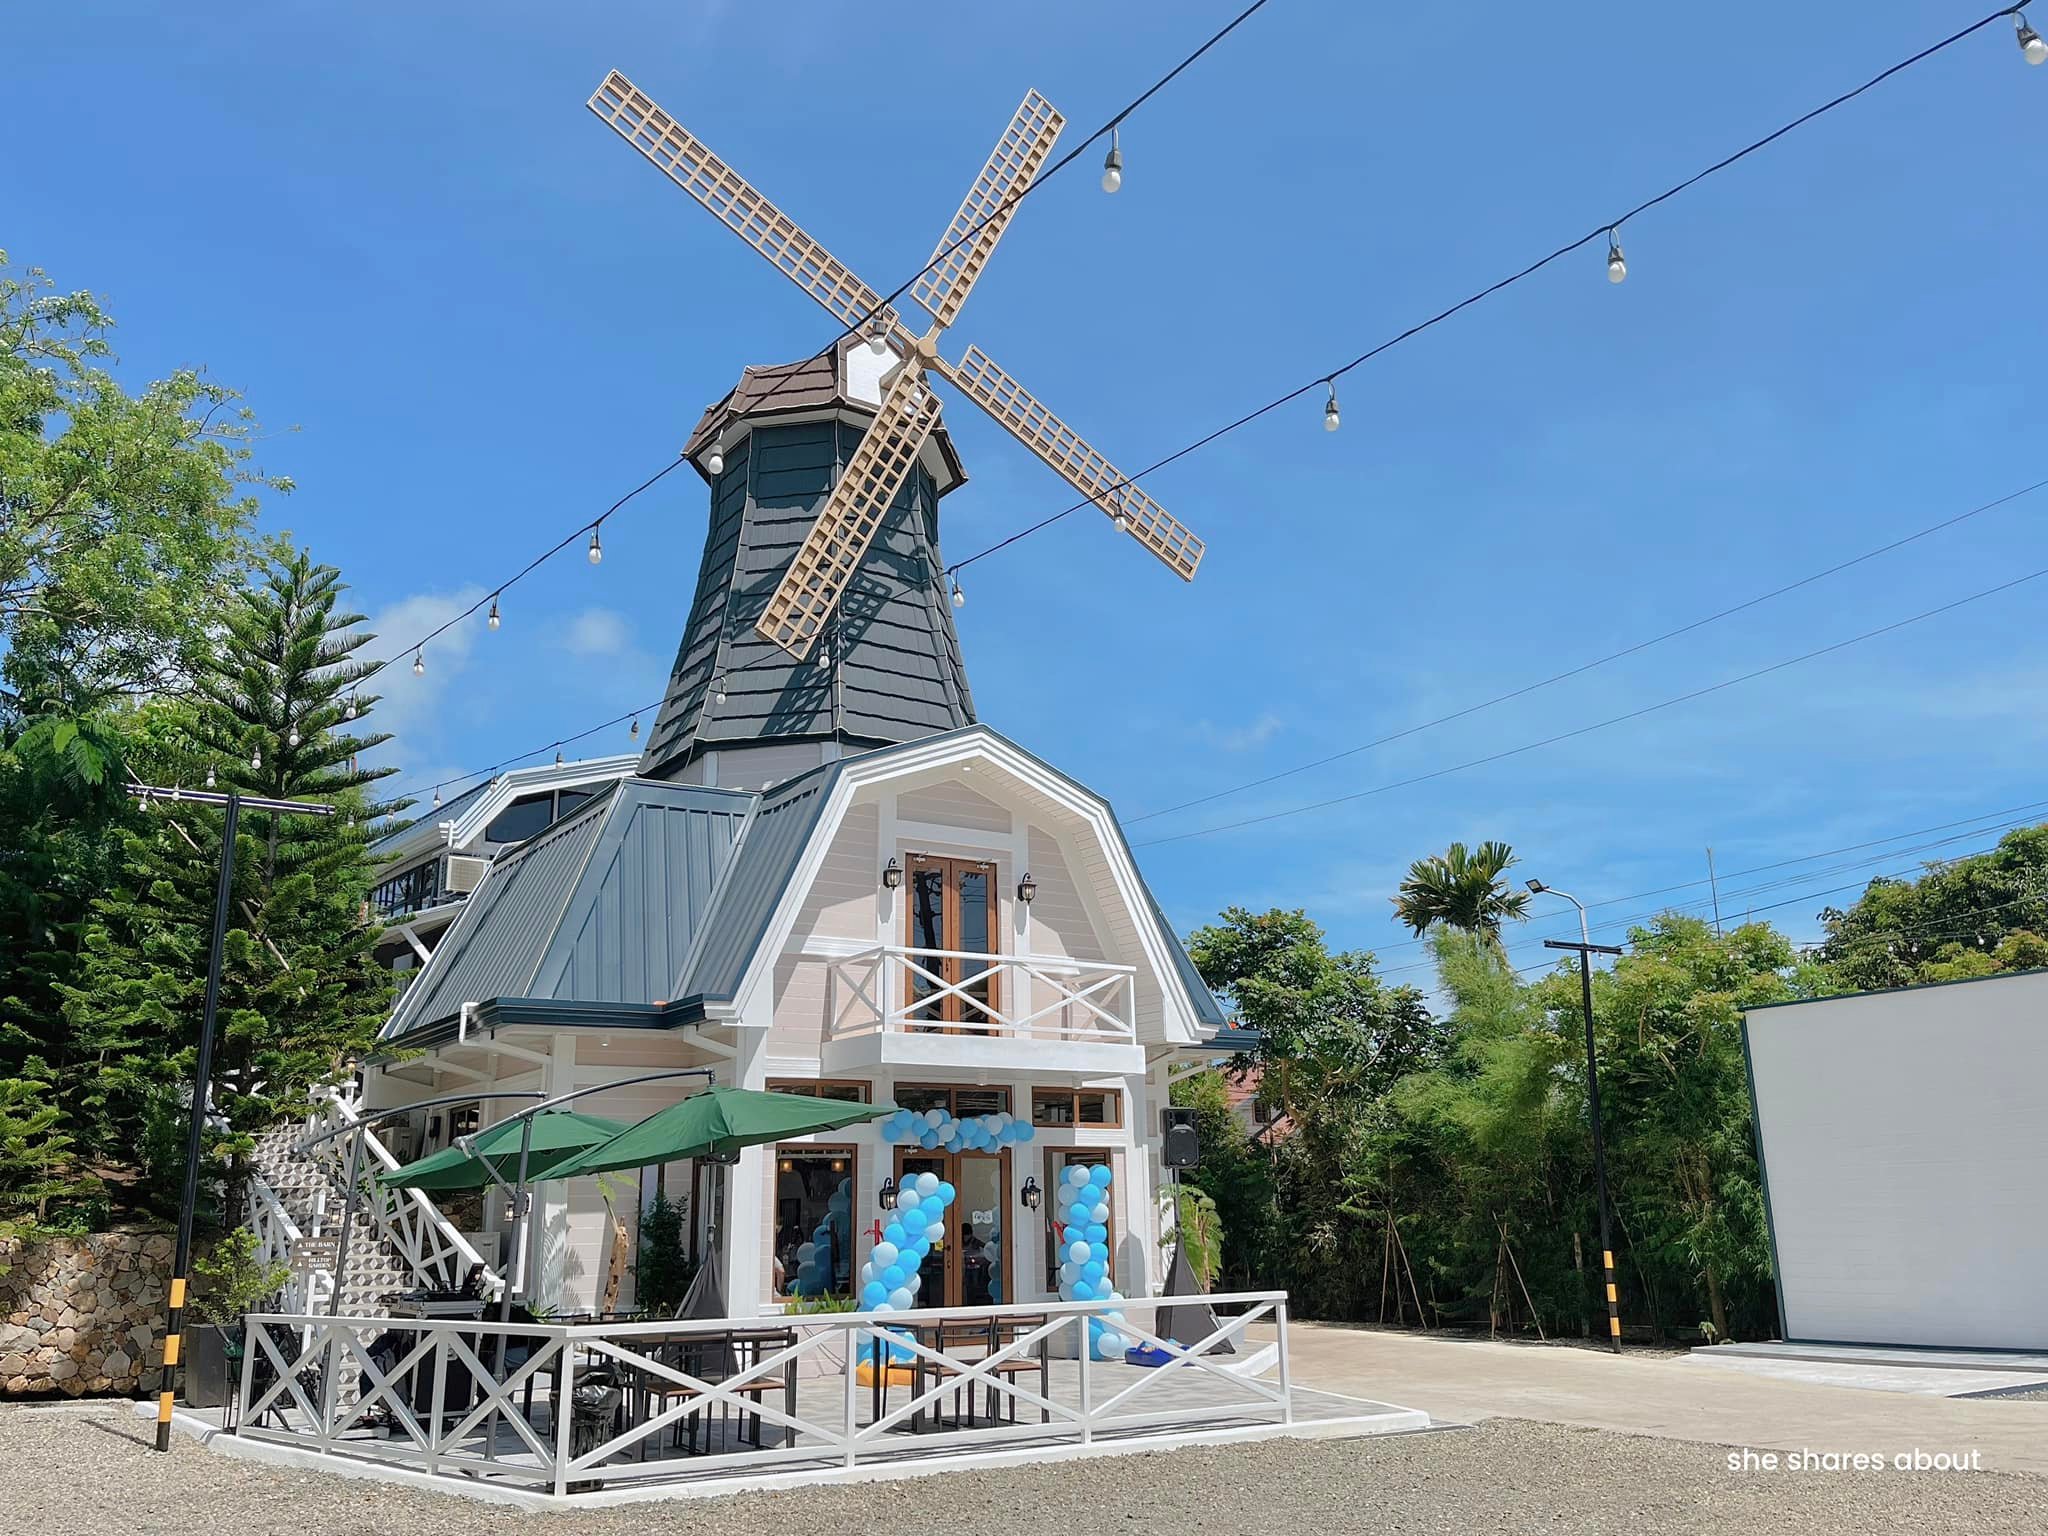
[905,854,998,1028]
[484,792,555,845]
[371,859,440,920]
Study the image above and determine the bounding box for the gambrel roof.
[381,726,1224,1047]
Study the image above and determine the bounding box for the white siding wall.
[769,802,879,1054]
[898,780,1012,837]
[1025,826,1106,962]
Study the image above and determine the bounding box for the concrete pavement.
[1271,1322,2048,1476]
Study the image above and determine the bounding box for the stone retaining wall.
[0,1230,173,1397]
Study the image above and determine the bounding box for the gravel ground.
[4,1400,2042,1536]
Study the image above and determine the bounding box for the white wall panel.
[1747,971,2048,1350]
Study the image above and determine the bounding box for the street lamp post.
[125,781,334,1450]
[1527,878,1626,1354]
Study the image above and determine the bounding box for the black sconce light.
[1020,1175,1041,1211]
[881,857,903,891]
[1016,871,1037,904]
[878,1174,898,1212]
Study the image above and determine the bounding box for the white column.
[534,1036,577,1309]
[723,1026,772,1312]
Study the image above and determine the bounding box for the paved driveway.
[1275,1322,2048,1476]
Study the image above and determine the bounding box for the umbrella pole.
[484,1116,535,1463]
[328,1124,366,1317]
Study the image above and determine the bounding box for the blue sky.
[16,1,2045,978]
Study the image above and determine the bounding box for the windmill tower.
[593,73,1207,786]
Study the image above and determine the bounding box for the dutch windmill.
[588,71,1207,663]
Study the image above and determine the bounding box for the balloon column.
[879,1105,1035,1153]
[856,1170,956,1361]
[1056,1163,1128,1360]
[790,1177,851,1297]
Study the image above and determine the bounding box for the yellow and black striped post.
[1536,893,1626,1355]
[152,790,241,1450]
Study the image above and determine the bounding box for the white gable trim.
[730,728,1204,1044]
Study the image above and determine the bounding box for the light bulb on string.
[555,750,565,765]
[588,525,604,565]
[1324,382,1341,433]
[951,577,965,609]
[205,764,216,790]
[1100,126,1123,194]
[433,786,441,810]
[2020,13,2048,64]
[867,320,890,357]
[345,694,357,720]
[1606,229,1627,285]
[250,747,261,771]
[287,726,300,748]
[1107,495,1128,534]
[413,650,425,676]
[488,596,500,630]
[629,717,640,742]
[706,448,725,476]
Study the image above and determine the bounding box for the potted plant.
[182,1228,290,1408]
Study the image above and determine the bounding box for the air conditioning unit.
[443,854,491,894]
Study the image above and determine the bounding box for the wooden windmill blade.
[588,71,904,340]
[939,345,1205,580]
[755,365,944,657]
[911,90,1064,332]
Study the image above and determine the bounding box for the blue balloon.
[1085,1222,1108,1245]
[918,1131,940,1149]
[936,1181,956,1206]
[944,1135,963,1153]
[1088,1164,1112,1189]
[899,1205,927,1234]
[880,1264,906,1290]
[883,1221,908,1248]
[1066,1203,1090,1228]
[1082,1259,1106,1285]
[862,1281,887,1307]
[1071,1279,1097,1301]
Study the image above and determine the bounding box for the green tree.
[1816,826,2048,991]
[58,548,399,1217]
[1392,840,1531,957]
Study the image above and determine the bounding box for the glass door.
[904,855,1000,1031]
[894,1148,1010,1307]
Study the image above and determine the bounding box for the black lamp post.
[1528,877,1626,1355]
[124,780,333,1452]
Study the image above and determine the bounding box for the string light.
[1108,496,1129,533]
[587,525,604,565]
[867,320,891,356]
[287,727,300,748]
[951,577,965,609]
[345,694,357,720]
[1100,126,1123,194]
[249,747,261,771]
[432,786,441,809]
[713,675,728,706]
[706,449,725,476]
[1323,382,1341,432]
[2021,12,2048,64]
[1606,228,1627,285]
[412,650,425,676]
[205,764,216,790]
[555,750,565,765]
[488,596,501,630]
[629,716,640,742]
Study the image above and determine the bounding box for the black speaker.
[1161,1107,1200,1169]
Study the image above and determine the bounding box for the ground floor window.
[773,1145,857,1300]
[1042,1148,1114,1291]
[1031,1087,1122,1128]
[766,1078,871,1103]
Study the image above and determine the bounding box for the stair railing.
[309,1086,501,1302]
[246,1169,329,1315]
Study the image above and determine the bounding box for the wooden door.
[893,1148,1011,1308]
[904,855,1000,1030]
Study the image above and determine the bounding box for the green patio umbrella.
[378,1109,628,1191]
[543,1086,887,1179]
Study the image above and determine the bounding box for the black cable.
[943,4,2031,578]
[1134,564,2048,848]
[1128,479,2044,825]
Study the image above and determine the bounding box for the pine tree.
[59,546,403,1218]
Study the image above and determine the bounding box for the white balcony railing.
[825,945,1137,1046]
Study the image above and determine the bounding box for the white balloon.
[897,1188,921,1211]
[1065,1165,1092,1188]
[1096,1331,1125,1357]
[886,1287,912,1309]
[915,1171,940,1197]
[1091,1202,1109,1224]
[1068,1240,1091,1264]
[924,1108,945,1127]
[1106,1290,1124,1306]
[1060,1261,1079,1283]
[871,1242,898,1270]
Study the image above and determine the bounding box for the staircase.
[247,1122,413,1317]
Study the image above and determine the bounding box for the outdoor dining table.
[868,1314,1051,1434]
[618,1324,799,1458]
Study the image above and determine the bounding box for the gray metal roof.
[640,410,975,781]
[381,780,752,1039]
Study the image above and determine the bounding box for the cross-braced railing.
[311,1088,500,1296]
[247,1171,328,1315]
[235,1292,1294,1496]
[827,946,1138,1044]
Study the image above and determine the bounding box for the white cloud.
[564,607,632,658]
[1193,713,1285,752]
[350,585,488,771]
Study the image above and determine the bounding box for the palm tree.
[1392,840,1530,956]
